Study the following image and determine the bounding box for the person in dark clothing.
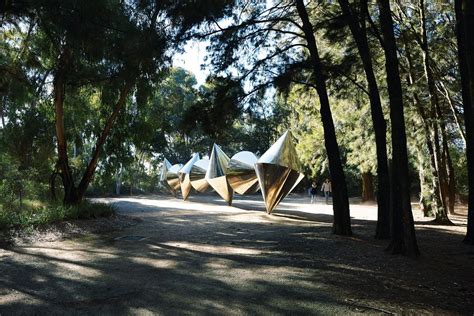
[310,182,318,204]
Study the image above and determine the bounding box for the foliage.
[0,200,115,231]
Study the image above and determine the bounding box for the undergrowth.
[0,200,115,231]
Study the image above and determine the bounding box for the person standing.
[321,178,332,204]
[310,182,318,204]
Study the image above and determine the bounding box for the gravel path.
[0,194,472,315]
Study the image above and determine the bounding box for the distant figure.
[321,178,332,204]
[310,182,317,204]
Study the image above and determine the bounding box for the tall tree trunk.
[53,47,79,205]
[417,150,433,217]
[418,0,451,223]
[377,0,419,256]
[455,0,474,244]
[1,95,6,128]
[115,164,122,195]
[295,0,352,236]
[361,172,375,201]
[338,0,390,239]
[442,139,456,214]
[52,44,134,205]
[403,38,446,222]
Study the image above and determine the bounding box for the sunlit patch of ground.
[0,194,472,314]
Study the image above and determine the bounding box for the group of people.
[309,178,332,204]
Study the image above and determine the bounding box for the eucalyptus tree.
[377,0,419,256]
[454,0,474,244]
[3,0,233,205]
[206,0,352,235]
[336,0,390,238]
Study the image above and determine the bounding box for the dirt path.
[1,194,473,315]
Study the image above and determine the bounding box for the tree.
[377,0,419,255]
[454,0,474,244]
[206,0,352,235]
[294,0,351,235]
[337,0,390,238]
[3,0,233,205]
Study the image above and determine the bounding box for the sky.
[172,39,210,86]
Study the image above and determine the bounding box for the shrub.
[0,200,115,231]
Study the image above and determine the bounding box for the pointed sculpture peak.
[206,144,230,179]
[163,158,172,169]
[258,130,301,171]
[179,153,200,175]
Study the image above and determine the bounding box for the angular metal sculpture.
[160,158,172,183]
[159,158,173,193]
[190,158,210,192]
[255,131,304,214]
[178,153,200,200]
[226,151,260,195]
[166,163,184,194]
[206,144,233,205]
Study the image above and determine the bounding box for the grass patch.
[0,200,115,231]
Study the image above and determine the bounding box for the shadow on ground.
[0,195,472,314]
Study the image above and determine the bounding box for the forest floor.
[0,194,473,315]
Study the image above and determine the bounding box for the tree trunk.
[417,150,433,217]
[377,0,419,256]
[418,0,452,224]
[53,47,80,205]
[53,43,134,205]
[361,172,375,202]
[444,142,456,214]
[115,164,122,195]
[455,0,474,244]
[295,0,352,236]
[1,95,6,128]
[338,0,390,239]
[403,37,446,222]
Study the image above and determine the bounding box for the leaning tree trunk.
[75,81,133,201]
[295,0,352,236]
[455,0,474,244]
[338,0,390,239]
[377,0,419,256]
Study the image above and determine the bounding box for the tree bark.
[295,0,352,236]
[53,46,80,205]
[418,0,452,223]
[1,95,6,128]
[361,172,375,201]
[455,0,474,244]
[52,43,134,205]
[338,0,390,239]
[115,164,122,195]
[377,0,419,256]
[403,36,447,223]
[417,150,433,217]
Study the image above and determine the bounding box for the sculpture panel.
[226,151,260,195]
[178,153,200,200]
[255,131,304,214]
[206,144,233,205]
[190,158,211,192]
